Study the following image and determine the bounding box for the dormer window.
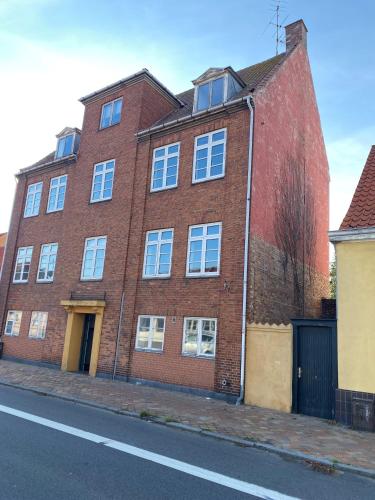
[56,134,74,159]
[197,77,225,111]
[54,127,81,160]
[193,68,244,113]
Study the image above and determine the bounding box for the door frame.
[60,300,106,377]
[291,318,338,417]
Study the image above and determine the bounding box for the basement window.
[28,311,48,339]
[136,315,165,351]
[182,318,217,357]
[4,311,22,336]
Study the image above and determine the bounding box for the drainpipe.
[236,95,255,406]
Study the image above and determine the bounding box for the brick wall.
[0,44,329,397]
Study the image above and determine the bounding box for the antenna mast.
[270,1,288,55]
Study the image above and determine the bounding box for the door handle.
[298,367,302,379]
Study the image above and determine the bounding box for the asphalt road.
[0,385,373,499]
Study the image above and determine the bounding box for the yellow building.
[329,146,375,429]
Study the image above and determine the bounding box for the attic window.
[55,134,74,159]
[197,77,225,111]
[194,72,242,112]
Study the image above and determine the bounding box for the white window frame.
[4,310,22,336]
[55,134,75,160]
[150,142,180,192]
[135,315,166,352]
[47,175,67,213]
[13,246,33,283]
[37,243,58,283]
[194,75,228,112]
[182,317,217,358]
[80,236,107,281]
[100,98,123,129]
[142,228,174,279]
[90,159,115,203]
[24,182,43,218]
[186,222,222,277]
[192,128,227,184]
[28,311,48,339]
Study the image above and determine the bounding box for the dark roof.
[151,53,286,128]
[22,53,286,173]
[341,146,375,230]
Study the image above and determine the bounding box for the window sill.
[36,280,54,284]
[89,197,113,205]
[80,278,104,282]
[181,353,215,360]
[150,185,178,194]
[135,348,164,354]
[4,333,19,337]
[46,209,64,214]
[185,273,220,279]
[23,214,39,219]
[12,281,29,285]
[192,174,225,185]
[28,336,45,341]
[98,122,121,132]
[142,275,171,280]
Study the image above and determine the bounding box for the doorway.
[79,314,95,372]
[292,319,337,420]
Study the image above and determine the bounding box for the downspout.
[236,95,255,405]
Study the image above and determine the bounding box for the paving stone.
[0,360,374,470]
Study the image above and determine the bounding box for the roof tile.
[340,146,375,229]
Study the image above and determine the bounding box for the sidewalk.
[0,359,374,474]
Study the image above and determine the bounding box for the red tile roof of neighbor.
[340,146,375,229]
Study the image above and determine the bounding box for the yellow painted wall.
[336,241,375,393]
[244,323,293,412]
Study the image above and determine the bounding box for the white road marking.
[0,403,299,500]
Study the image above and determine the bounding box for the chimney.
[285,19,308,52]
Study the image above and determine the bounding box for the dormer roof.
[56,127,81,138]
[192,67,246,88]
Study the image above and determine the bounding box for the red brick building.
[0,20,329,399]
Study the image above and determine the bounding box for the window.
[13,246,33,283]
[24,182,42,217]
[91,160,115,202]
[28,311,48,339]
[197,77,225,111]
[183,318,217,357]
[81,236,107,280]
[193,129,226,183]
[56,134,74,159]
[100,98,123,128]
[136,316,165,351]
[151,143,180,191]
[4,311,22,336]
[186,223,221,277]
[47,175,67,213]
[37,243,58,282]
[143,229,173,278]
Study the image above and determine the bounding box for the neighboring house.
[329,146,375,427]
[0,233,6,276]
[0,20,329,399]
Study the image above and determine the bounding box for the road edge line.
[0,378,374,481]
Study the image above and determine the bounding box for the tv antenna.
[269,1,288,55]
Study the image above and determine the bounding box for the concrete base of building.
[97,372,238,403]
[336,388,375,430]
[2,354,60,370]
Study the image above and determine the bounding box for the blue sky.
[1,0,374,239]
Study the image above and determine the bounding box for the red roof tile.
[340,146,375,229]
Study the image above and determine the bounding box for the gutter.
[137,96,248,138]
[236,95,255,405]
[329,226,375,242]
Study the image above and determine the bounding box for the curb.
[0,379,374,480]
